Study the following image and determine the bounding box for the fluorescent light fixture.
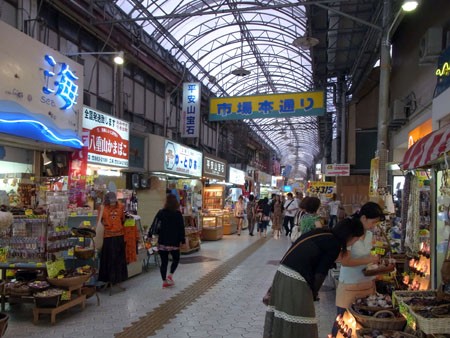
[97,169,121,176]
[402,0,419,11]
[386,162,401,170]
[65,51,125,65]
[42,151,52,166]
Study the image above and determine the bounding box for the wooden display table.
[33,284,86,324]
[201,226,223,240]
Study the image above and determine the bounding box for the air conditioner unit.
[392,99,407,121]
[419,27,443,66]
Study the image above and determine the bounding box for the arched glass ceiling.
[115,0,321,178]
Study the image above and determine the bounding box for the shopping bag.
[290,226,302,243]
[148,211,162,237]
[94,205,104,250]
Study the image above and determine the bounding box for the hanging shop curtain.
[401,125,450,170]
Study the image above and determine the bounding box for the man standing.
[328,193,341,229]
[282,192,298,236]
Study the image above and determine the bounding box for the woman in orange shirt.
[98,192,128,289]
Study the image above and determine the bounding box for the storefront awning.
[401,125,450,170]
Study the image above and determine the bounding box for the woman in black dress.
[263,217,364,338]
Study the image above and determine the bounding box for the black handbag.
[148,211,162,237]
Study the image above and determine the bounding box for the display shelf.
[223,212,237,235]
[203,186,225,210]
[200,214,223,240]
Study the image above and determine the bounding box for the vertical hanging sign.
[181,82,201,138]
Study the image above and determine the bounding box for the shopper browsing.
[330,202,384,337]
[263,217,364,338]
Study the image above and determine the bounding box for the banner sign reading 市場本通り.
[209,91,325,121]
[181,82,201,138]
[82,107,129,168]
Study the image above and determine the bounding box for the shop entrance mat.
[115,238,268,338]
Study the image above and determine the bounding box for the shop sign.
[325,164,350,176]
[82,107,129,168]
[0,20,83,148]
[434,46,450,98]
[209,91,324,121]
[229,167,245,185]
[259,172,272,185]
[164,140,202,177]
[203,156,226,179]
[307,181,335,198]
[181,82,201,138]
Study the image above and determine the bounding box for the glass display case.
[203,186,225,210]
[200,214,223,240]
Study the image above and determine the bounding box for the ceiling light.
[231,66,251,77]
[113,51,124,65]
[402,0,420,11]
[42,151,52,166]
[293,36,320,49]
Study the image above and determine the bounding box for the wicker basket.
[74,249,95,259]
[356,328,416,338]
[349,306,406,331]
[34,294,61,308]
[47,274,91,288]
[410,307,450,334]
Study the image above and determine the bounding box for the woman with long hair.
[152,194,186,288]
[331,202,384,337]
[264,217,364,338]
[234,195,245,236]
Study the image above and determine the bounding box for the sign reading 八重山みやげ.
[209,91,325,121]
[203,156,226,179]
[82,107,129,168]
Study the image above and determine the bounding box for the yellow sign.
[307,181,335,198]
[369,157,379,197]
[209,91,325,121]
[436,62,450,77]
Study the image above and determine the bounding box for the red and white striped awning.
[401,125,450,170]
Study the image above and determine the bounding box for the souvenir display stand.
[180,215,201,254]
[0,189,98,324]
[203,185,233,235]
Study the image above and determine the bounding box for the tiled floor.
[3,232,337,338]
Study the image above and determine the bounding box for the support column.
[377,0,392,190]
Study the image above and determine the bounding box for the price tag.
[36,263,43,267]
[83,221,91,226]
[375,247,386,255]
[68,248,74,256]
[9,264,15,268]
[124,219,135,227]
[61,291,70,301]
[78,237,85,243]
[87,212,93,216]
[375,241,384,247]
[70,212,77,217]
[25,209,33,216]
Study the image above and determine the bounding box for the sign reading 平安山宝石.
[208,91,325,121]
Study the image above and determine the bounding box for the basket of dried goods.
[27,280,50,292]
[5,281,31,297]
[74,246,95,259]
[356,328,417,338]
[353,293,394,312]
[34,288,63,308]
[349,305,406,331]
[71,227,96,238]
[47,269,91,288]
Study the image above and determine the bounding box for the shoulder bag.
[262,232,333,306]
